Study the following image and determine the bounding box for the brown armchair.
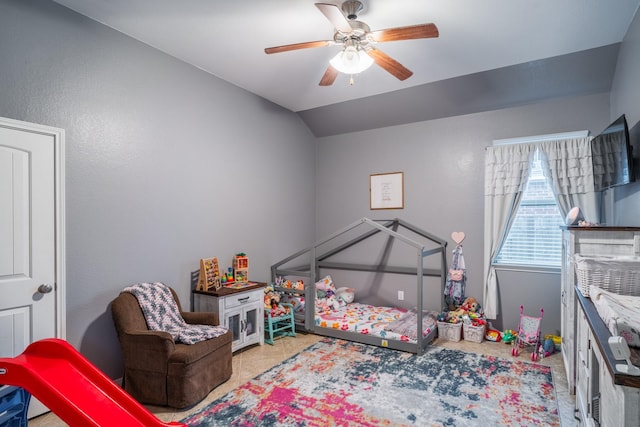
[111,286,232,408]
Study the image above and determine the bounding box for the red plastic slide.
[0,338,185,427]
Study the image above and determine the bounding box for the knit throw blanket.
[123,282,227,345]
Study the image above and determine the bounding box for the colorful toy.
[445,295,484,324]
[196,257,221,291]
[460,296,480,313]
[485,328,502,342]
[541,338,556,357]
[335,287,355,305]
[502,329,517,344]
[233,253,249,283]
[264,286,290,317]
[511,305,544,361]
[544,334,562,351]
[0,339,184,426]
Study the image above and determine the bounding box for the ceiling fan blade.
[265,40,332,54]
[371,23,439,42]
[319,65,339,86]
[315,3,352,33]
[366,48,413,81]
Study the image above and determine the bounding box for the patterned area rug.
[182,338,559,426]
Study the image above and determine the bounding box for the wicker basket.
[463,323,485,343]
[574,255,640,297]
[437,321,462,342]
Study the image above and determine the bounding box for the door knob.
[38,283,53,294]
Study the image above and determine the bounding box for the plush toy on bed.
[335,287,355,306]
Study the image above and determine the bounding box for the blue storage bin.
[0,385,30,427]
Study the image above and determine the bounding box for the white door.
[0,117,65,417]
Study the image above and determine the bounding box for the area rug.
[181,338,560,426]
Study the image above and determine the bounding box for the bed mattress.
[315,302,437,343]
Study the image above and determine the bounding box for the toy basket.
[437,321,462,342]
[463,323,485,343]
[574,255,640,297]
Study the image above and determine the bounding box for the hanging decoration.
[445,232,466,310]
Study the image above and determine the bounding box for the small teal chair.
[264,303,296,345]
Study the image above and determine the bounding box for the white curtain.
[538,136,600,223]
[483,143,535,319]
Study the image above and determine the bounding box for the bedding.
[311,275,438,343]
[590,286,640,348]
[315,302,438,343]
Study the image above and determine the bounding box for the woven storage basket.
[463,323,485,343]
[437,321,462,342]
[574,255,640,297]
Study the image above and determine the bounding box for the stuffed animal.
[460,297,479,313]
[264,286,290,316]
[264,286,280,310]
[335,287,355,305]
[295,280,304,290]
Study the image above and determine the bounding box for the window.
[494,149,564,268]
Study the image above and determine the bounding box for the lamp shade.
[329,46,374,74]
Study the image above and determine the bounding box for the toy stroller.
[511,305,544,361]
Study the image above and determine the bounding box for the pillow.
[315,275,339,312]
[315,275,336,292]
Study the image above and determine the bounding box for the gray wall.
[0,0,316,377]
[314,93,612,335]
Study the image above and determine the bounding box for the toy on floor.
[511,305,544,361]
[502,329,517,344]
[540,338,556,358]
[444,296,485,325]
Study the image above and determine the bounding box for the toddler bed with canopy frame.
[270,217,448,355]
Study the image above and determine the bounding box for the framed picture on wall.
[370,172,404,210]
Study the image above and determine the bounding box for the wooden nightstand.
[193,282,266,352]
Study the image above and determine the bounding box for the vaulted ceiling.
[52,0,640,136]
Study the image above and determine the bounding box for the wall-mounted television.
[592,114,635,191]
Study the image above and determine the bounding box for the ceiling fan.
[264,1,439,86]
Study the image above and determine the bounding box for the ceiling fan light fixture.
[329,46,373,75]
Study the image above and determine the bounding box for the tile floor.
[29,333,576,426]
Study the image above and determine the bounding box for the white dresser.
[575,290,640,426]
[561,226,640,394]
[194,283,266,352]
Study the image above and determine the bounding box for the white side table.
[194,282,266,352]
